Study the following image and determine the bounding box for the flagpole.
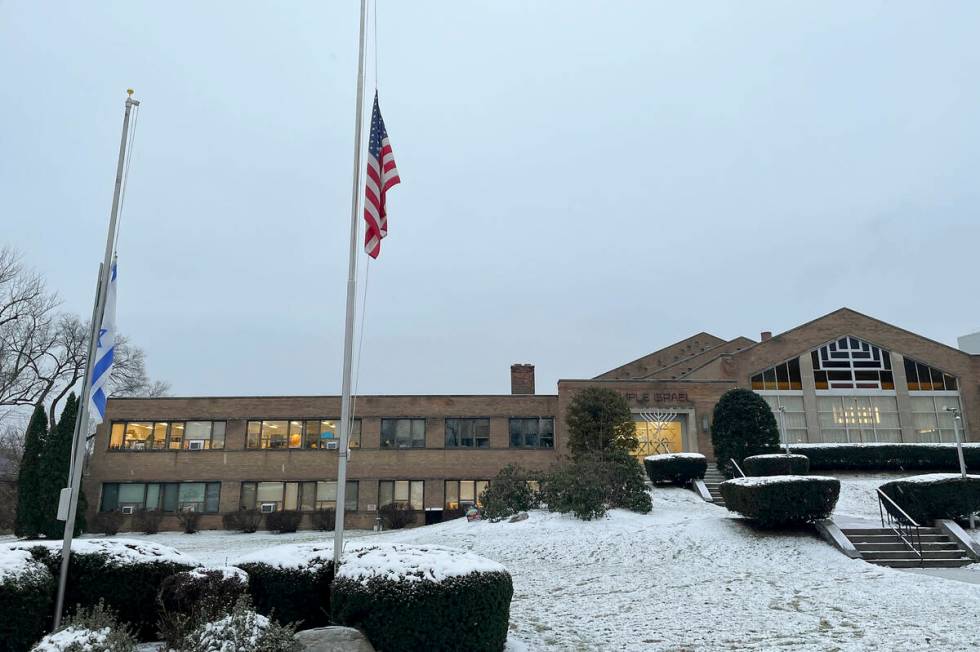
[333,0,370,566]
[53,90,139,630]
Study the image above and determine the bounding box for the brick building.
[86,308,979,531]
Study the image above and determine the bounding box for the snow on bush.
[234,543,334,629]
[181,596,298,652]
[742,453,809,477]
[1,545,55,652]
[332,543,513,652]
[721,475,841,527]
[12,538,199,567]
[787,442,980,471]
[644,452,707,485]
[880,473,980,524]
[158,567,251,649]
[31,601,137,652]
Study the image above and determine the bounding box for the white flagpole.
[334,0,370,566]
[53,90,139,629]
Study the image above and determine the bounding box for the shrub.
[480,465,536,522]
[32,600,137,652]
[94,511,124,536]
[132,509,164,534]
[235,543,334,629]
[223,509,261,533]
[157,567,249,649]
[743,454,809,477]
[539,460,608,520]
[331,544,512,652]
[720,476,840,527]
[24,539,197,641]
[176,510,202,534]
[180,595,298,652]
[711,388,780,474]
[644,453,707,485]
[879,474,980,525]
[565,386,638,458]
[266,510,302,534]
[379,503,416,530]
[0,547,54,652]
[311,508,335,531]
[788,443,980,471]
[602,448,652,513]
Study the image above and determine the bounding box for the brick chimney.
[761,331,772,342]
[510,364,535,395]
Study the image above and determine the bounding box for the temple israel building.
[86,308,979,530]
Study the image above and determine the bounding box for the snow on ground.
[832,472,912,522]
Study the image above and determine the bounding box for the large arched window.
[903,356,961,442]
[811,337,894,390]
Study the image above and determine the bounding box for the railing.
[730,458,746,478]
[877,488,923,564]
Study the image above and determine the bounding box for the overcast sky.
[2,1,979,398]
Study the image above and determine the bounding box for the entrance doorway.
[633,412,687,459]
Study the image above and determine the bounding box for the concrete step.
[846,534,951,544]
[861,550,969,560]
[841,527,941,536]
[869,558,972,568]
[854,542,961,552]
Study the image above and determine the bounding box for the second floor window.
[109,421,226,451]
[445,418,490,448]
[381,418,426,448]
[246,419,361,449]
[509,417,555,449]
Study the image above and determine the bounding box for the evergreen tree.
[710,388,780,474]
[14,403,48,538]
[565,387,638,459]
[38,393,87,537]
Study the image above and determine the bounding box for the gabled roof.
[640,336,757,380]
[593,332,726,380]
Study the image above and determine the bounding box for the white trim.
[755,390,804,396]
[908,390,961,397]
[815,389,897,397]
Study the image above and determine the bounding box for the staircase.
[840,527,973,568]
[702,468,727,507]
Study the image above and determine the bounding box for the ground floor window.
[757,394,808,444]
[910,394,962,442]
[378,480,424,510]
[240,480,358,512]
[445,480,490,510]
[817,394,900,443]
[633,412,685,456]
[99,482,220,513]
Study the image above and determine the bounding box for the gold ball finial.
[127,88,134,97]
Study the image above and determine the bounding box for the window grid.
[444,479,490,510]
[750,358,803,391]
[910,395,962,442]
[816,395,901,443]
[810,338,894,390]
[99,482,220,513]
[445,418,490,448]
[758,394,808,444]
[380,418,426,449]
[245,419,361,450]
[378,480,424,510]
[239,480,358,512]
[904,358,958,392]
[109,421,226,451]
[509,418,555,449]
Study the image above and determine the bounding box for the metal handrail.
[877,488,923,564]
[730,458,746,478]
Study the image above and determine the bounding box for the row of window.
[97,479,497,514]
[110,417,556,451]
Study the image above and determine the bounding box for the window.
[810,338,894,390]
[445,418,490,448]
[816,396,901,443]
[509,418,554,448]
[378,480,424,510]
[315,481,359,511]
[751,358,803,391]
[246,419,361,449]
[904,358,958,392]
[239,480,358,511]
[445,480,490,510]
[381,418,426,448]
[108,421,225,451]
[99,482,220,513]
[759,395,808,444]
[910,395,962,442]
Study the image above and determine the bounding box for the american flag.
[364,91,401,258]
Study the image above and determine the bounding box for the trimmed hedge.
[644,453,707,485]
[237,550,334,629]
[743,454,809,477]
[0,550,54,652]
[331,545,513,652]
[788,443,980,471]
[157,568,250,648]
[879,474,980,525]
[266,510,302,534]
[720,476,840,527]
[26,540,196,641]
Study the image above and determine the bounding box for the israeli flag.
[89,261,117,424]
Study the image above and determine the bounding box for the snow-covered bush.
[720,476,840,527]
[21,539,198,641]
[265,510,302,534]
[234,543,334,629]
[644,453,707,485]
[540,451,651,520]
[710,389,780,473]
[31,601,136,652]
[879,474,980,524]
[378,502,415,529]
[788,443,980,471]
[480,465,537,522]
[742,454,809,477]
[180,596,298,652]
[157,567,250,649]
[331,543,512,652]
[1,546,54,652]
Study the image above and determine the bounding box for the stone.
[508,511,529,522]
[295,626,375,652]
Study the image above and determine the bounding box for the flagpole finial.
[127,88,134,97]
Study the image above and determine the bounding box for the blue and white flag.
[89,260,117,424]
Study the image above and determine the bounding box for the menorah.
[639,408,679,455]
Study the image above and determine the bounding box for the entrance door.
[633,413,686,459]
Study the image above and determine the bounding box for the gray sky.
[2,1,979,398]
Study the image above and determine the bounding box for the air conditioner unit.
[260,503,277,513]
[121,505,135,514]
[325,441,339,450]
[187,440,204,450]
